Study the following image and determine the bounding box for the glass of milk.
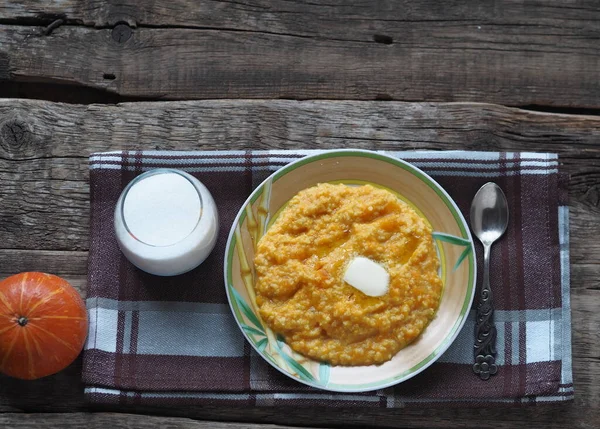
[114,169,219,276]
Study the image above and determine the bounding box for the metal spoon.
[470,182,509,380]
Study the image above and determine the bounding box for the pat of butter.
[343,256,390,297]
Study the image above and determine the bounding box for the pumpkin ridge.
[22,277,41,314]
[21,328,36,379]
[29,315,86,321]
[26,289,63,317]
[0,324,16,335]
[0,330,20,369]
[28,323,78,354]
[19,273,28,314]
[0,290,14,314]
[28,328,44,356]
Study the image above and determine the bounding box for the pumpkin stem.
[17,316,28,327]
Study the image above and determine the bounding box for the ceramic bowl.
[224,150,476,392]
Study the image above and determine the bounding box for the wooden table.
[1,1,599,428]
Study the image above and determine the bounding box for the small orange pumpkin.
[0,272,88,380]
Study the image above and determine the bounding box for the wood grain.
[0,99,598,428]
[1,407,598,429]
[1,99,599,251]
[0,413,323,429]
[0,1,599,106]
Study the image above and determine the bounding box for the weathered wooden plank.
[1,99,599,252]
[0,250,88,274]
[0,357,85,413]
[3,0,600,35]
[0,0,599,105]
[0,250,88,294]
[0,407,595,429]
[0,413,323,429]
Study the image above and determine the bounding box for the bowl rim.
[223,149,476,392]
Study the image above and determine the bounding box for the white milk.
[114,169,219,276]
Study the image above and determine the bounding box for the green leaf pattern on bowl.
[229,178,330,387]
[432,232,473,271]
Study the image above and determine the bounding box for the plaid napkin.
[83,150,573,407]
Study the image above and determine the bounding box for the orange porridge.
[254,183,442,366]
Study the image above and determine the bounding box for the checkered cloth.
[83,150,573,407]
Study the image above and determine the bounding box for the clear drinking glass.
[114,168,219,276]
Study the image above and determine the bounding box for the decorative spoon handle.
[473,243,498,380]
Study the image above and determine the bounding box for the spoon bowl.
[470,183,509,246]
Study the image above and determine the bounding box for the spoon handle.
[473,244,498,380]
